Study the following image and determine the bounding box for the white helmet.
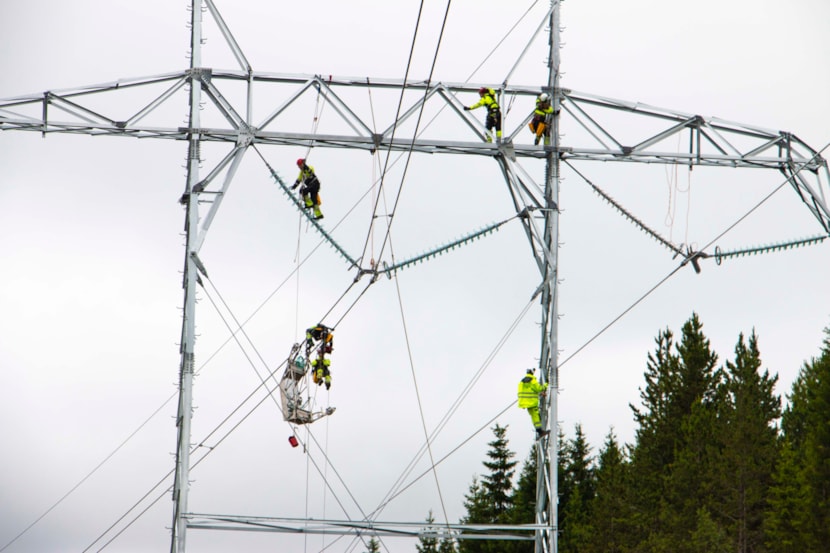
[538,92,550,103]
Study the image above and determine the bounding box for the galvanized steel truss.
[2,2,828,553]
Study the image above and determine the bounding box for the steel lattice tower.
[1,2,828,553]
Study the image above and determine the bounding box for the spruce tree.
[801,333,830,550]
[508,447,539,553]
[628,313,721,551]
[770,327,830,551]
[629,324,681,537]
[668,395,722,551]
[510,446,538,525]
[586,429,632,553]
[438,535,458,553]
[418,510,440,553]
[459,477,490,553]
[480,424,517,520]
[558,425,595,553]
[417,511,457,553]
[459,424,518,553]
[715,331,780,553]
[689,507,731,553]
[364,536,380,553]
[764,439,811,553]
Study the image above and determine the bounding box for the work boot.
[534,136,540,145]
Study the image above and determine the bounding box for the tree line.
[405,312,830,553]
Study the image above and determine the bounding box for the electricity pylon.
[1,2,828,553]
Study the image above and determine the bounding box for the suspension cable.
[558,141,830,368]
[368,401,517,519]
[82,354,289,552]
[370,297,536,520]
[391,268,452,525]
[354,0,430,268]
[0,398,174,553]
[199,276,282,410]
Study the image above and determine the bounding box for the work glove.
[463,106,471,111]
[291,180,299,190]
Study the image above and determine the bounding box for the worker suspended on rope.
[291,158,324,220]
[464,87,502,142]
[528,92,557,146]
[306,324,334,390]
[517,368,549,439]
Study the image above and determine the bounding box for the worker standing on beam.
[528,92,556,146]
[292,158,324,220]
[464,87,502,143]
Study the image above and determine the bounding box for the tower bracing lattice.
[1,2,827,553]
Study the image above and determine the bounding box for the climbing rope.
[664,131,692,246]
[304,75,332,160]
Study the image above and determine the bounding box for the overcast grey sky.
[1,1,829,552]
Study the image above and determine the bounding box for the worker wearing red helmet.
[463,87,502,142]
[291,158,323,220]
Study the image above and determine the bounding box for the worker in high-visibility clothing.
[306,324,334,389]
[528,92,556,146]
[517,368,549,438]
[464,87,502,142]
[291,158,324,220]
[311,357,331,390]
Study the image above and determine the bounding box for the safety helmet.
[538,92,550,103]
[478,87,488,96]
[296,158,305,167]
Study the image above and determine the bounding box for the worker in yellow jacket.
[517,368,549,438]
[464,87,502,142]
[306,324,334,389]
[528,92,556,146]
[292,158,324,220]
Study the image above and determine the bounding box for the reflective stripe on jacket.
[517,375,547,408]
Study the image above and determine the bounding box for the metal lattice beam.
[1,3,828,553]
[3,71,827,233]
